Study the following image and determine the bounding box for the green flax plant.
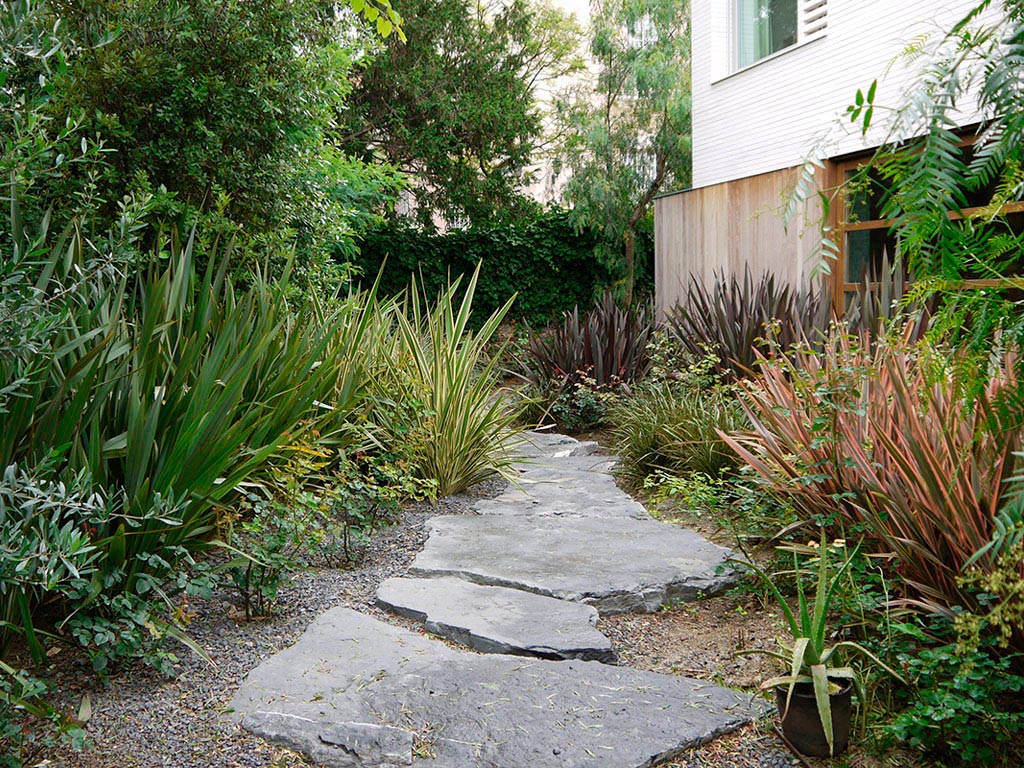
[1,220,374,639]
[88,234,365,587]
[374,267,521,496]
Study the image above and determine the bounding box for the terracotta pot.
[774,679,852,757]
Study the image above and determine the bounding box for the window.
[736,0,798,68]
[833,144,1024,308]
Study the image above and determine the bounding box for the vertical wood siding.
[654,165,825,314]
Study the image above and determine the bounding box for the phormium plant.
[664,267,827,379]
[722,326,1024,642]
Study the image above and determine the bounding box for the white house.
[654,0,993,313]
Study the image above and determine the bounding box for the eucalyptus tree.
[337,0,584,227]
[557,0,691,304]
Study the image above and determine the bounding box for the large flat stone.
[410,515,737,614]
[476,456,649,519]
[231,608,765,768]
[516,431,600,458]
[474,478,648,517]
[376,576,615,662]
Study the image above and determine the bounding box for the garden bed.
[42,485,499,768]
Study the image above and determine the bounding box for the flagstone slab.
[516,431,600,458]
[376,576,615,662]
[409,515,737,614]
[477,450,648,519]
[231,608,765,768]
[474,472,649,518]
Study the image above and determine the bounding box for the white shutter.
[801,0,828,41]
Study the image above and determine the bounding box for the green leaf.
[78,694,92,724]
[811,664,835,756]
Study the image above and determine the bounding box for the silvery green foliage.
[0,462,103,657]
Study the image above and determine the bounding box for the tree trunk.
[623,226,636,307]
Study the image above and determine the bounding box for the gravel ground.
[600,596,798,768]
[38,458,890,768]
[44,481,503,768]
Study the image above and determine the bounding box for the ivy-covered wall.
[349,209,652,326]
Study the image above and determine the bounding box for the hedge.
[347,209,633,327]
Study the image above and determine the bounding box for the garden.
[3,0,1024,766]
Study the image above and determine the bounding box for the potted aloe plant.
[739,535,905,757]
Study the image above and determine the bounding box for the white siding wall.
[691,0,987,189]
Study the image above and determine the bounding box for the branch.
[628,150,668,228]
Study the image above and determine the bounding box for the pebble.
[45,484,497,768]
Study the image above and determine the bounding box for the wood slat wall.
[654,165,826,315]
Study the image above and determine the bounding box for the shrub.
[722,327,1024,641]
[664,267,826,379]
[886,625,1024,766]
[223,447,436,620]
[611,379,745,485]
[0,463,102,662]
[547,377,618,434]
[350,209,619,327]
[1,662,87,768]
[0,218,390,672]
[371,267,522,496]
[2,231,366,585]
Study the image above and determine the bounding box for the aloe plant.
[740,536,905,756]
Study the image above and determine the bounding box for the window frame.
[830,140,1024,309]
[734,0,801,71]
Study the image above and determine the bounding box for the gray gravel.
[667,725,797,768]
[42,472,795,768]
[44,484,501,768]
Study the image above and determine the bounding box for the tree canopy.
[557,0,691,303]
[18,0,404,275]
[338,0,583,227]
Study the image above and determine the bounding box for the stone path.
[230,432,765,767]
[376,576,616,662]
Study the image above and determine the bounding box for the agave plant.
[740,535,905,757]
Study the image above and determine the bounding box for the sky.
[551,0,590,23]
